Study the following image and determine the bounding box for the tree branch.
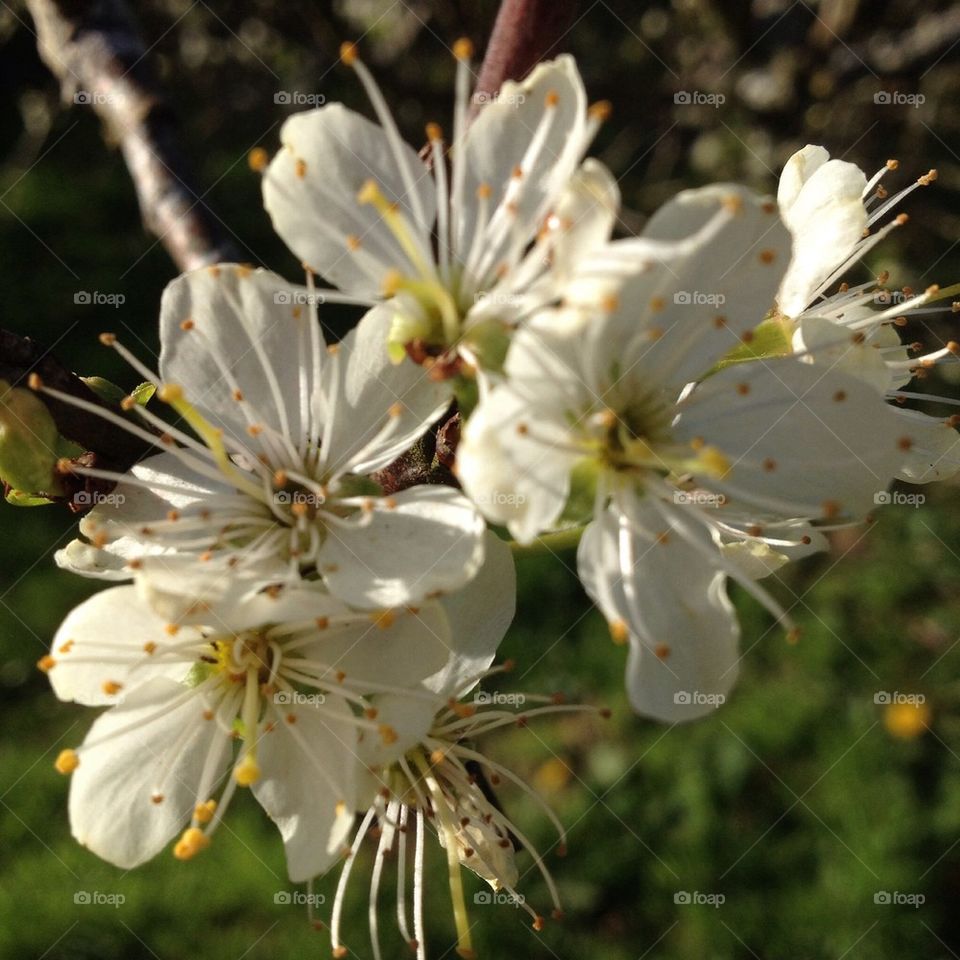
[475,0,579,98]
[25,0,241,271]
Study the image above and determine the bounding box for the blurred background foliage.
[2,0,960,957]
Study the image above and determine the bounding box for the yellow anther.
[295,158,307,179]
[346,234,362,251]
[476,183,492,199]
[379,724,399,745]
[609,620,629,645]
[194,799,217,823]
[102,680,123,696]
[698,445,731,478]
[37,655,56,673]
[588,100,612,121]
[173,826,211,861]
[426,122,443,142]
[886,158,899,170]
[340,41,359,66]
[55,749,79,774]
[28,373,43,391]
[545,89,559,107]
[371,609,397,630]
[143,641,157,655]
[453,37,473,61]
[357,178,382,206]
[388,401,404,418]
[158,383,184,404]
[98,332,117,346]
[247,147,269,172]
[234,755,261,786]
[382,269,402,297]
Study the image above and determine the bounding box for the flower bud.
[0,379,65,496]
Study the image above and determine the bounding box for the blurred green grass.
[3,2,960,957]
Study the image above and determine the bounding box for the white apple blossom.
[43,580,471,881]
[40,264,484,611]
[458,185,907,721]
[317,533,598,960]
[775,144,960,483]
[262,42,618,386]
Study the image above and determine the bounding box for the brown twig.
[474,0,579,100]
[25,0,241,272]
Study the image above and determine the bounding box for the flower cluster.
[35,39,958,958]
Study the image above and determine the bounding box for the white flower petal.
[318,303,449,476]
[319,486,485,608]
[895,410,960,483]
[776,145,830,214]
[293,602,453,693]
[578,497,739,722]
[68,678,230,869]
[677,358,904,519]
[456,56,587,272]
[458,385,574,542]
[777,151,868,316]
[596,185,792,390]
[792,315,896,394]
[253,697,357,882]
[159,265,313,446]
[426,531,516,698]
[49,586,191,706]
[263,105,436,298]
